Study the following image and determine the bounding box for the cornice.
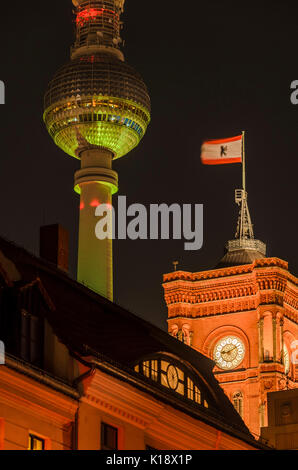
[163,258,297,322]
[4,354,79,399]
[167,297,259,319]
[0,366,78,426]
[163,258,296,285]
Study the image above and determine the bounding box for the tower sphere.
[43,1,151,160]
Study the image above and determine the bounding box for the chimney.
[40,224,69,273]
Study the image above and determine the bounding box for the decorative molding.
[163,258,292,283]
[163,258,297,323]
[0,366,77,426]
[82,369,259,450]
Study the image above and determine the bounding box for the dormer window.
[20,309,44,367]
[134,355,211,410]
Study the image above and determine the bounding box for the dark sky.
[0,1,297,330]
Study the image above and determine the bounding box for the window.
[177,330,186,343]
[172,329,193,346]
[232,391,243,418]
[142,360,158,381]
[187,378,194,400]
[20,310,44,367]
[28,434,44,451]
[101,423,118,450]
[187,377,202,404]
[135,357,210,410]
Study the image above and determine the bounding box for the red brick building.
[163,249,298,438]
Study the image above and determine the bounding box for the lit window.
[135,358,211,410]
[283,344,290,375]
[28,434,44,451]
[143,360,150,378]
[187,378,194,400]
[101,423,118,450]
[142,360,158,381]
[151,360,158,381]
[177,330,186,343]
[194,385,201,405]
[187,379,202,404]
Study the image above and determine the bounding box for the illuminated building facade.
[43,0,150,300]
[0,0,293,452]
[163,191,298,438]
[0,232,268,450]
[0,0,264,451]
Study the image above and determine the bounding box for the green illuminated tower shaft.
[43,0,150,300]
[75,148,118,299]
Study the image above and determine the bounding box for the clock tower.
[163,189,298,438]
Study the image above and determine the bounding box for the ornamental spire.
[219,132,266,267]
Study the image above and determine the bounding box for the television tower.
[43,0,151,299]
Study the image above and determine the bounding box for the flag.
[201,135,243,165]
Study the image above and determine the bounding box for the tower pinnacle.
[71,0,125,61]
[222,188,266,265]
[218,133,266,267]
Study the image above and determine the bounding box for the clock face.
[213,336,245,370]
[283,344,290,375]
[166,364,179,390]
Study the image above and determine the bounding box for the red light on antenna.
[76,8,117,27]
[80,201,85,210]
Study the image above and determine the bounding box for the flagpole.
[242,130,246,193]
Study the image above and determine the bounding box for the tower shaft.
[75,149,118,299]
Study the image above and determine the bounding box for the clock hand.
[222,346,237,360]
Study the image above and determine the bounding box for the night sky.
[0,1,297,329]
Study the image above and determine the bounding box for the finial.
[234,189,254,241]
[219,132,267,265]
[173,261,179,271]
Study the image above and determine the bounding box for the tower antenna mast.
[219,131,267,265]
[234,131,254,242]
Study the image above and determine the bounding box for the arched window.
[263,313,273,361]
[177,330,185,343]
[283,343,290,375]
[232,391,243,418]
[171,326,193,346]
[134,355,212,410]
